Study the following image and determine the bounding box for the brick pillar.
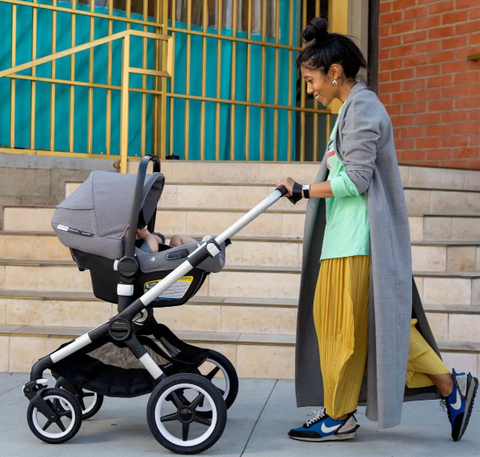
[378,0,480,169]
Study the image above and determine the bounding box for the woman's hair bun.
[302,17,329,43]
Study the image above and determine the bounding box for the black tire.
[147,373,227,454]
[195,350,239,418]
[55,378,104,420]
[27,388,82,444]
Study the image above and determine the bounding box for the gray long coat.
[295,82,441,429]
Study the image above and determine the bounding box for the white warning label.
[144,276,193,300]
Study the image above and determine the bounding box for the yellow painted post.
[119,35,131,174]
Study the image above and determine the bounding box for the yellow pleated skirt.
[313,255,449,418]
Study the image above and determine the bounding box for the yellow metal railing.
[0,27,173,173]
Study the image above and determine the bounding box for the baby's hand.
[136,228,149,239]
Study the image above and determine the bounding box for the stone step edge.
[0,324,479,353]
[2,230,480,248]
[1,259,479,279]
[1,290,479,314]
[65,180,480,194]
[5,205,480,219]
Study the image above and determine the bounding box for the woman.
[276,17,477,443]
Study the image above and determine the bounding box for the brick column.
[378,0,480,169]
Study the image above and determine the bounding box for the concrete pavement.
[1,373,479,457]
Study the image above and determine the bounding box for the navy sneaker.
[288,408,359,442]
[442,369,478,441]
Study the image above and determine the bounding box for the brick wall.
[378,0,480,169]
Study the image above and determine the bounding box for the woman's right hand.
[275,176,296,197]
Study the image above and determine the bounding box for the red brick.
[466,161,480,170]
[382,11,404,24]
[406,6,429,21]
[417,137,441,148]
[441,61,470,74]
[379,25,391,38]
[427,125,453,136]
[379,71,391,83]
[455,20,480,35]
[380,48,390,60]
[470,110,480,121]
[388,104,402,116]
[442,111,468,123]
[456,0,480,9]
[401,126,425,138]
[403,102,427,114]
[380,2,392,13]
[471,8,480,19]
[416,89,442,102]
[428,99,454,111]
[441,36,469,50]
[429,1,455,15]
[379,81,402,93]
[416,41,440,54]
[416,15,442,29]
[395,139,416,150]
[382,94,393,105]
[405,54,429,67]
[430,50,456,64]
[454,147,480,158]
[471,33,480,45]
[392,21,416,35]
[380,35,403,48]
[416,64,441,77]
[426,149,453,159]
[391,45,416,58]
[391,68,413,81]
[394,128,402,140]
[470,84,480,95]
[404,31,428,44]
[391,115,416,127]
[392,91,416,104]
[442,11,469,24]
[427,75,453,88]
[401,150,426,161]
[380,59,403,71]
[443,136,469,147]
[470,135,480,146]
[392,0,416,10]
[454,72,480,84]
[453,123,480,134]
[443,85,470,98]
[417,112,441,124]
[402,78,427,91]
[429,26,455,40]
[455,96,480,109]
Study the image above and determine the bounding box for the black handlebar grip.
[277,185,289,196]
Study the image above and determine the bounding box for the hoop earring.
[333,79,338,86]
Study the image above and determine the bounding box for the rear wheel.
[147,373,227,454]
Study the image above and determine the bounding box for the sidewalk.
[1,373,478,457]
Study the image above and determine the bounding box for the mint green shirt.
[320,107,371,260]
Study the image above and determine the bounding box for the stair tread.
[2,259,480,278]
[1,230,480,247]
[0,324,479,352]
[1,289,480,312]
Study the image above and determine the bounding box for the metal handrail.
[0,29,173,173]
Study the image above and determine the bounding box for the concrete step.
[1,259,479,305]
[66,180,480,215]
[126,160,480,192]
[1,291,480,344]
[1,324,479,378]
[4,206,480,242]
[2,231,479,271]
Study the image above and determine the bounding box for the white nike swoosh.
[451,389,462,410]
[321,423,341,434]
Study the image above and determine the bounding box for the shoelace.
[440,398,447,412]
[305,407,327,427]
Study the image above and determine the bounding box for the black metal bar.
[368,0,380,94]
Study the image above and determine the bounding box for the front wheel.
[55,378,104,420]
[27,388,82,444]
[147,373,227,454]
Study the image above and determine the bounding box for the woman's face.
[301,66,337,107]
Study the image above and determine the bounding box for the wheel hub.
[179,407,193,422]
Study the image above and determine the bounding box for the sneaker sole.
[289,426,359,443]
[455,376,478,441]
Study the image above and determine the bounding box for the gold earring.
[333,79,338,86]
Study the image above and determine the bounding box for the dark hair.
[296,17,367,80]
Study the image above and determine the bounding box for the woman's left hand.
[275,176,295,197]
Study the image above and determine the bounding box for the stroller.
[23,155,288,454]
